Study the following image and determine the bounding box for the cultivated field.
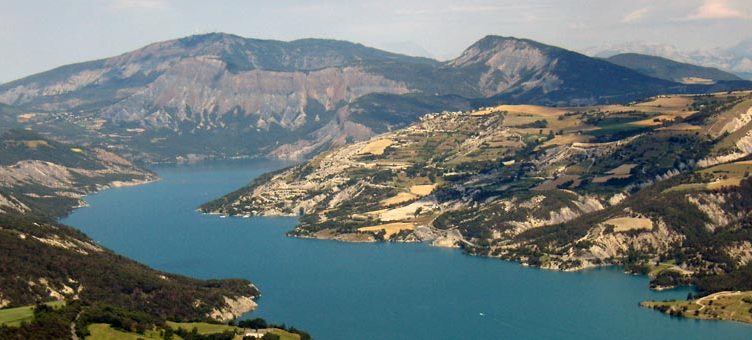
[359,222,415,239]
[0,301,65,327]
[603,217,653,232]
[359,139,394,155]
[409,184,436,196]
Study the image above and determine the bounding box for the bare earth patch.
[706,178,743,190]
[470,107,503,116]
[607,164,637,176]
[592,174,631,183]
[680,77,714,85]
[658,123,702,131]
[16,113,36,122]
[634,96,693,109]
[409,184,436,196]
[603,217,653,232]
[541,134,588,147]
[359,139,394,156]
[380,192,418,206]
[358,222,415,239]
[22,140,49,149]
[495,105,568,117]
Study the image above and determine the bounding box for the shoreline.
[64,176,160,217]
[220,212,752,325]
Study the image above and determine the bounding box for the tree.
[261,333,280,340]
[238,318,268,330]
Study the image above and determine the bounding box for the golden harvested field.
[378,200,435,221]
[496,105,569,117]
[706,178,743,190]
[409,184,436,196]
[541,134,588,147]
[380,192,418,206]
[603,217,653,232]
[359,138,394,155]
[680,77,714,85]
[665,183,712,193]
[22,140,49,149]
[668,178,743,192]
[16,113,35,122]
[470,107,504,116]
[607,164,637,175]
[699,161,752,179]
[635,96,693,109]
[594,97,694,121]
[502,114,541,127]
[631,110,696,126]
[358,222,415,239]
[667,160,751,192]
[533,175,580,191]
[631,115,675,126]
[497,104,581,130]
[592,174,630,183]
[592,163,636,183]
[657,123,702,131]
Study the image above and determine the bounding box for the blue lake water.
[62,160,752,339]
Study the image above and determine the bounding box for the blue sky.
[1,0,751,83]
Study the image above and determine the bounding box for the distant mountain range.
[606,53,741,84]
[1,33,750,162]
[587,39,752,80]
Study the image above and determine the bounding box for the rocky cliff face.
[0,34,438,161]
[0,34,417,136]
[101,57,409,131]
[449,36,562,96]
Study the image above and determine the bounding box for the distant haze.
[1,0,751,83]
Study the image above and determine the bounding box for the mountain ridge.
[606,53,742,84]
[1,33,750,163]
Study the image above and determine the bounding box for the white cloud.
[683,0,749,20]
[111,0,170,10]
[621,7,650,23]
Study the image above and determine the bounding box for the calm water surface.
[62,160,752,339]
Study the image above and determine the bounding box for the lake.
[62,160,752,339]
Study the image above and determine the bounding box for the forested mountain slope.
[0,132,262,338]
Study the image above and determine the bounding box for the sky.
[1,0,751,83]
